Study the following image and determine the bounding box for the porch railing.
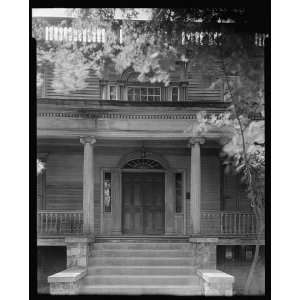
[200,211,257,236]
[37,210,83,235]
[38,26,267,47]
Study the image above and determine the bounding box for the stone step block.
[82,275,200,286]
[90,249,194,257]
[88,256,194,266]
[79,285,203,295]
[87,266,196,276]
[92,242,192,251]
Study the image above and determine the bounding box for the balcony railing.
[200,211,257,236]
[37,210,83,235]
[38,26,267,47]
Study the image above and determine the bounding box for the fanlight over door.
[123,158,163,170]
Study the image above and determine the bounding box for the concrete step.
[87,266,196,276]
[92,242,192,250]
[82,275,200,285]
[95,236,189,243]
[90,249,194,257]
[88,256,194,266]
[79,285,203,295]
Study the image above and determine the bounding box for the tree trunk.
[244,244,260,294]
[244,216,264,294]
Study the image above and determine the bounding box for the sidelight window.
[175,173,183,213]
[103,172,112,212]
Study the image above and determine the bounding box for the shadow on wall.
[217,245,265,295]
[37,246,67,294]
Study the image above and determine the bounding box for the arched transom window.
[123,159,163,169]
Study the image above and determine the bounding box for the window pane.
[141,95,147,101]
[110,86,116,100]
[134,88,141,101]
[154,88,160,95]
[154,96,160,101]
[128,87,133,101]
[141,88,147,96]
[104,172,112,212]
[172,87,179,101]
[148,95,154,102]
[175,173,183,213]
[148,88,154,96]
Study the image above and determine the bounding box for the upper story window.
[128,87,161,102]
[109,86,117,100]
[171,87,179,101]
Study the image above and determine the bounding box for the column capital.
[80,136,96,145]
[189,137,206,146]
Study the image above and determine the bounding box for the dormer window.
[128,86,161,102]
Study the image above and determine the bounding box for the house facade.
[35,15,265,295]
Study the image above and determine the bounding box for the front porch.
[37,136,259,241]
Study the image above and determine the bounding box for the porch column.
[80,136,96,235]
[190,137,205,235]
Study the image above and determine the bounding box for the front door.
[122,172,165,234]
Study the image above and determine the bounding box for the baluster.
[58,213,62,232]
[248,214,251,234]
[58,27,63,41]
[40,213,43,233]
[96,28,101,43]
[73,28,77,42]
[92,28,96,43]
[233,213,237,234]
[119,27,123,44]
[62,213,65,233]
[62,27,67,42]
[82,29,86,43]
[45,213,48,233]
[54,213,57,234]
[101,28,106,43]
[54,27,58,41]
[68,27,72,42]
[45,27,49,41]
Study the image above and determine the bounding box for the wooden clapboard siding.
[46,182,82,210]
[45,153,83,210]
[187,61,223,101]
[201,154,221,210]
[44,67,100,100]
[38,60,225,101]
[223,173,251,212]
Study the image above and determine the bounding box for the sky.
[32,8,153,20]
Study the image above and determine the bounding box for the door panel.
[122,173,165,234]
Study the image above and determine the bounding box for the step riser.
[82,276,199,285]
[93,243,192,250]
[88,268,195,276]
[80,287,203,295]
[90,250,193,257]
[88,258,194,266]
